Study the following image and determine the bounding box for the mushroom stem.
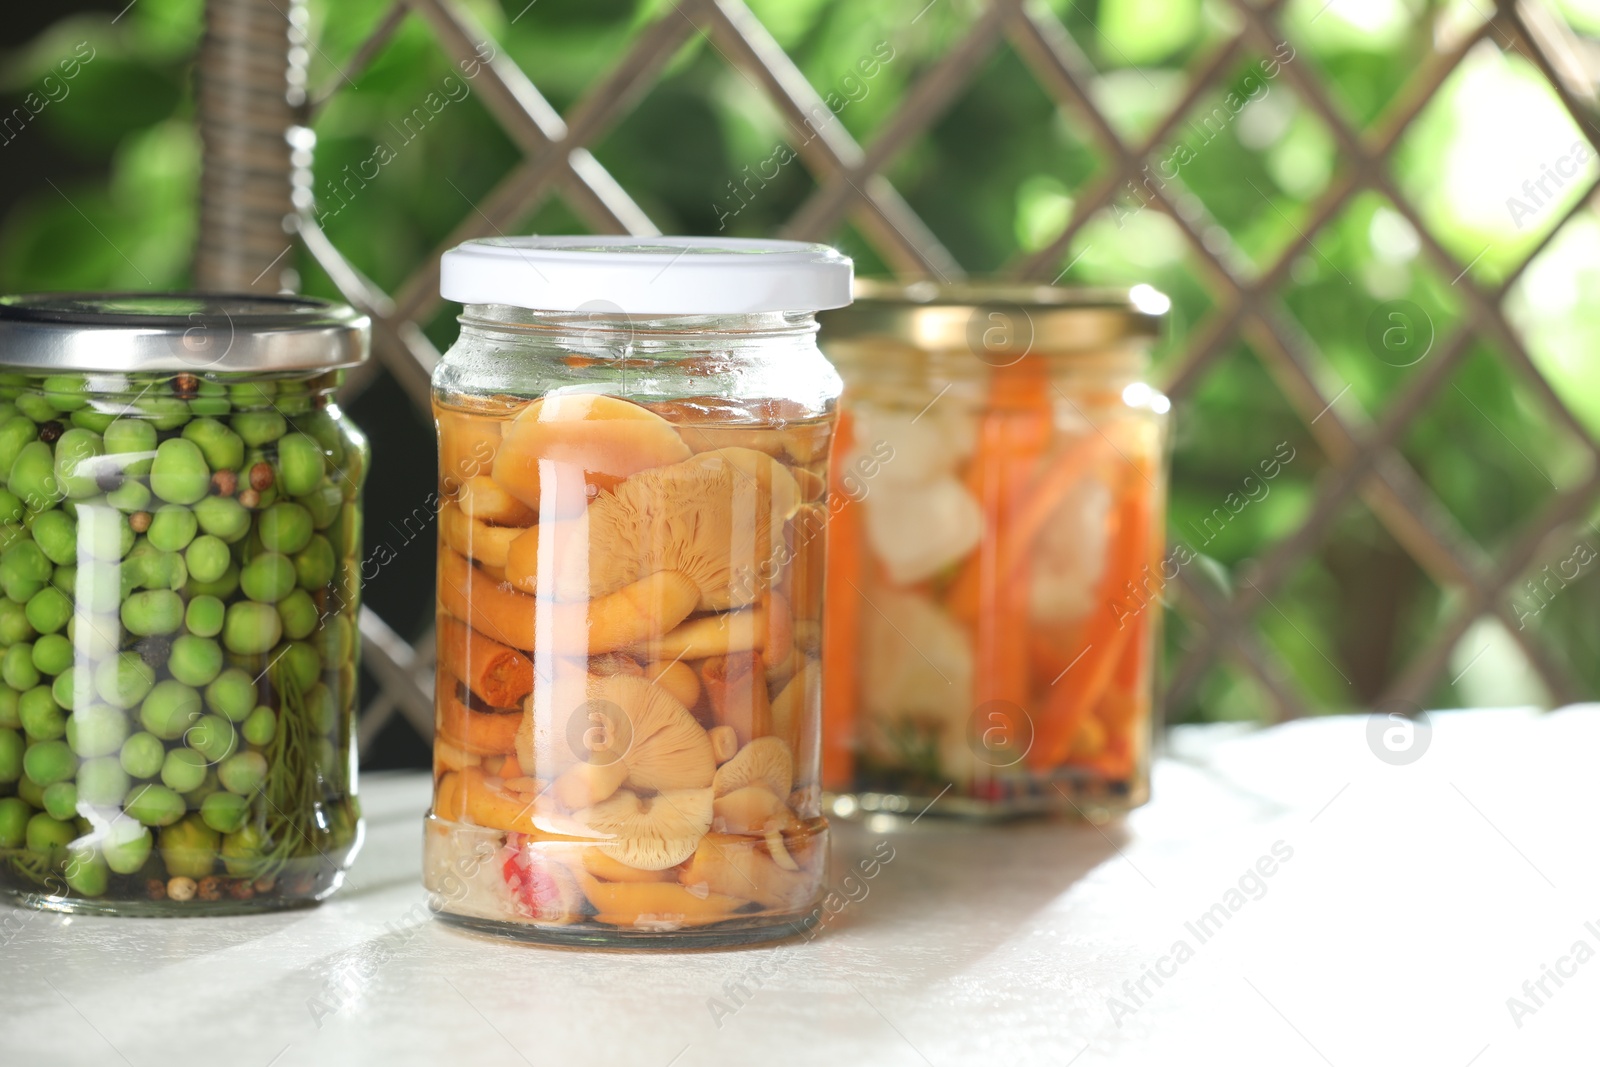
[437,681,522,755]
[441,502,524,569]
[457,475,537,526]
[644,659,701,709]
[586,570,700,654]
[631,606,766,660]
[701,652,773,747]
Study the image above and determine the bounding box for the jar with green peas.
[0,293,368,914]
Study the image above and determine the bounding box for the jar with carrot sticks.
[819,282,1170,820]
[424,237,850,946]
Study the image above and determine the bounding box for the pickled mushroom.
[554,450,787,611]
[491,393,692,510]
[679,833,813,910]
[531,674,715,809]
[712,736,793,798]
[456,475,537,526]
[575,787,713,870]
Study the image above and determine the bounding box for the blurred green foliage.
[1,0,1596,723]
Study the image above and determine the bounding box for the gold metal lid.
[820,279,1168,356]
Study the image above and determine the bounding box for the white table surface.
[6,706,1597,1067]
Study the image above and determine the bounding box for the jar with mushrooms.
[818,283,1171,820]
[423,237,851,946]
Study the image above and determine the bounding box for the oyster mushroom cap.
[527,673,715,807]
[554,450,785,611]
[576,788,713,870]
[712,736,794,798]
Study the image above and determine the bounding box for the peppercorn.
[253,874,277,894]
[96,470,123,493]
[129,510,153,533]
[211,469,238,496]
[197,875,224,901]
[146,878,167,902]
[228,878,255,901]
[135,635,172,670]
[173,373,200,399]
[249,462,274,491]
[166,876,197,902]
[238,489,261,509]
[37,421,64,444]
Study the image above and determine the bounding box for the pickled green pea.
[241,552,295,603]
[188,379,230,417]
[295,530,337,587]
[185,534,231,583]
[0,539,52,601]
[0,416,38,473]
[24,585,72,635]
[299,485,342,529]
[137,396,190,431]
[199,790,248,834]
[51,670,74,710]
[94,651,155,710]
[194,495,250,543]
[78,505,133,561]
[139,680,202,740]
[78,756,129,807]
[188,562,239,599]
[102,820,152,874]
[3,644,40,691]
[312,736,337,775]
[14,392,53,423]
[281,641,322,694]
[27,510,74,565]
[106,478,152,513]
[147,504,198,552]
[223,601,283,656]
[0,685,18,729]
[103,417,157,475]
[187,714,237,763]
[119,731,164,779]
[0,727,21,782]
[0,600,33,645]
[276,588,318,641]
[23,739,75,786]
[181,418,245,473]
[275,433,325,496]
[49,565,76,598]
[305,682,337,735]
[41,375,87,411]
[150,439,211,505]
[124,783,185,827]
[220,823,267,877]
[66,704,126,758]
[18,686,64,740]
[26,811,75,852]
[218,750,267,796]
[0,796,27,847]
[42,780,77,820]
[0,523,27,553]
[64,845,109,896]
[205,667,257,722]
[168,635,223,687]
[314,615,352,664]
[0,489,23,525]
[136,550,187,592]
[232,410,286,447]
[121,589,184,636]
[52,428,105,500]
[15,775,44,807]
[160,747,208,793]
[258,502,312,555]
[229,381,277,406]
[7,441,61,511]
[241,705,275,746]
[186,595,225,638]
[160,815,218,878]
[31,633,72,677]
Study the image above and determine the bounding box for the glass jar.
[423,237,851,947]
[0,293,369,914]
[819,282,1170,820]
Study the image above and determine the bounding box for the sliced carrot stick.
[1029,472,1152,772]
[957,361,1056,728]
[439,615,535,708]
[437,677,523,756]
[821,410,861,790]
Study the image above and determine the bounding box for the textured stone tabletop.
[6,706,1595,1066]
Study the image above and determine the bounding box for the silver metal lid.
[0,293,370,373]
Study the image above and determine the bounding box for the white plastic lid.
[439,236,854,316]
